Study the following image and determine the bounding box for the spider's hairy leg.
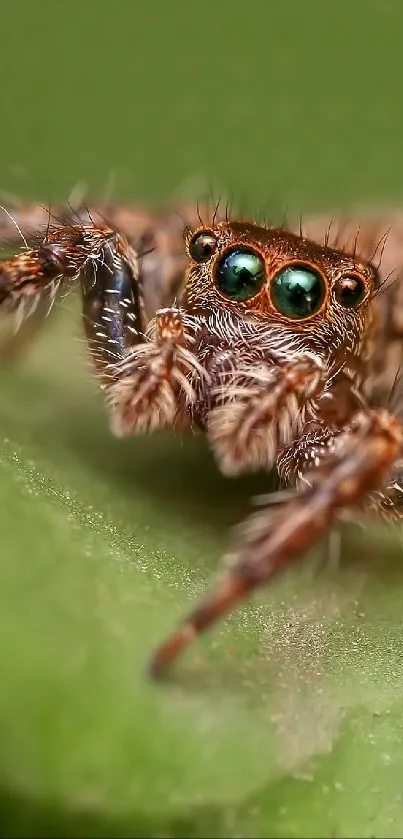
[0,205,205,435]
[148,409,402,677]
[207,353,325,475]
[278,427,403,523]
[0,222,145,369]
[0,200,157,246]
[276,426,340,485]
[105,307,209,436]
[0,223,101,331]
[79,231,196,438]
[0,198,194,323]
[363,473,403,521]
[81,233,145,386]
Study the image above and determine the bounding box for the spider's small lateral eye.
[271,264,325,319]
[334,274,366,308]
[188,229,218,262]
[213,246,266,302]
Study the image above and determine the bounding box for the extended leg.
[0,198,195,323]
[0,214,207,436]
[0,221,144,366]
[81,235,206,435]
[148,409,402,677]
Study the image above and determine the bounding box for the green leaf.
[0,304,403,838]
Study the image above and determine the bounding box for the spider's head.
[182,219,379,360]
[177,219,381,449]
[114,219,381,470]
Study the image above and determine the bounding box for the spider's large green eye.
[271,264,325,319]
[214,247,266,301]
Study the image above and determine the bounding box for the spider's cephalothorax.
[0,201,403,677]
[180,221,376,470]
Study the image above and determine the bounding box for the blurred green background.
[0,1,403,837]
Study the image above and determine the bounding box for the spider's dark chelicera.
[0,199,401,678]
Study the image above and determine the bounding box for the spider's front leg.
[149,409,402,677]
[103,306,208,437]
[0,222,145,363]
[0,220,205,432]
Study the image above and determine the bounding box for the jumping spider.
[0,197,403,677]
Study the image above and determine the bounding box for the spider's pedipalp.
[207,354,325,475]
[105,307,209,437]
